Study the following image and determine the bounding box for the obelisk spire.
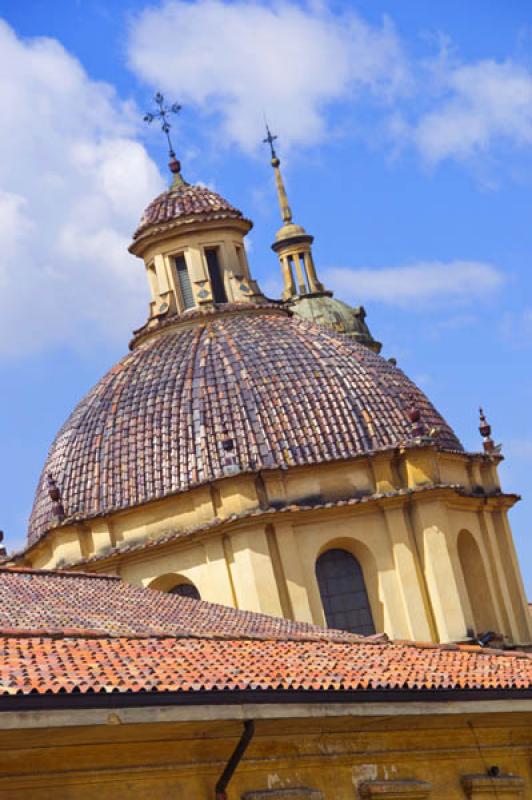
[263,123,293,225]
[263,123,325,299]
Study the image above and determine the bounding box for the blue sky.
[0,0,531,595]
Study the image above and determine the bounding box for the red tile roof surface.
[0,567,358,641]
[2,637,531,697]
[0,568,530,698]
[133,183,247,241]
[29,309,462,543]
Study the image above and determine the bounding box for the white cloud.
[323,260,504,307]
[0,20,163,357]
[499,307,532,345]
[127,0,409,151]
[412,59,532,163]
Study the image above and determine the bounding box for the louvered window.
[316,549,375,635]
[175,255,195,309]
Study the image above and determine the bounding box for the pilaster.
[275,521,314,624]
[413,499,469,642]
[229,526,284,616]
[382,503,434,641]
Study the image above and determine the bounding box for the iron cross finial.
[144,92,182,158]
[263,121,278,161]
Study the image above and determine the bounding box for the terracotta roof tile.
[0,567,360,641]
[1,636,530,697]
[0,568,530,699]
[28,311,462,544]
[132,183,247,242]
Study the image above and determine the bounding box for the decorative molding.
[359,780,431,798]
[242,789,323,800]
[462,774,524,797]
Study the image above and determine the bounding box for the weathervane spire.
[263,121,292,225]
[144,92,184,184]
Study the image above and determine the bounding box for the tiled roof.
[0,567,359,641]
[2,636,531,697]
[132,182,247,242]
[0,567,532,695]
[0,568,530,698]
[28,309,462,544]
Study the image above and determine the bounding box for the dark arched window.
[316,549,375,635]
[169,582,201,600]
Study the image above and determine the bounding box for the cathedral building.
[1,119,531,798]
[17,136,531,650]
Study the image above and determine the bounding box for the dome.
[28,307,462,545]
[131,181,251,246]
[274,221,309,242]
[290,295,382,352]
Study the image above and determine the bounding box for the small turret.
[263,123,325,299]
[263,124,381,353]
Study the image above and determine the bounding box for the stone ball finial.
[168,155,182,174]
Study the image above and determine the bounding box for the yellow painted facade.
[20,443,532,647]
[0,706,529,798]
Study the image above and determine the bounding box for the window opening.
[316,548,375,635]
[175,255,195,309]
[169,582,201,600]
[205,248,228,303]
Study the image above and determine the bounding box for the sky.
[0,0,531,595]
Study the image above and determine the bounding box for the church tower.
[16,102,532,650]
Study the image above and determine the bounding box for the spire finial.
[144,92,184,181]
[479,407,501,454]
[262,121,292,224]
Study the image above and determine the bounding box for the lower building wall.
[0,709,530,799]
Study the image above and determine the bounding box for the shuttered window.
[175,255,195,309]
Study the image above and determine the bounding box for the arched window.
[169,582,201,600]
[316,548,375,635]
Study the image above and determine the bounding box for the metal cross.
[263,121,278,160]
[144,92,182,158]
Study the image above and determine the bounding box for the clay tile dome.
[131,182,250,244]
[28,308,462,545]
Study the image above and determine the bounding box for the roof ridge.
[0,626,529,659]
[0,565,120,580]
[0,629,381,643]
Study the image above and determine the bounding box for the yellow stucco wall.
[20,447,532,647]
[0,708,530,798]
